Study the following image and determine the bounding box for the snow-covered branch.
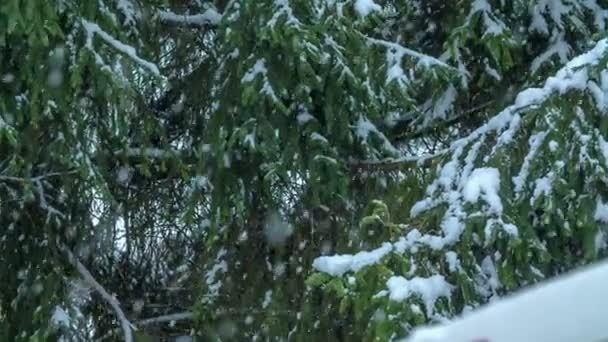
[82,20,160,76]
[366,36,457,71]
[114,147,182,159]
[137,311,193,326]
[159,8,222,27]
[64,246,135,342]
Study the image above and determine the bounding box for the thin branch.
[349,149,448,172]
[82,20,161,76]
[63,246,135,342]
[366,36,459,72]
[0,170,77,183]
[389,100,495,143]
[159,8,222,27]
[137,311,194,326]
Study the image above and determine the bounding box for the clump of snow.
[468,0,507,37]
[386,275,452,315]
[241,58,277,99]
[430,85,457,121]
[297,111,315,125]
[512,131,548,194]
[51,306,70,327]
[311,132,329,144]
[594,197,608,223]
[116,166,130,184]
[548,140,559,152]
[530,173,554,204]
[242,59,268,83]
[159,8,222,26]
[204,249,228,302]
[262,290,273,309]
[437,216,465,249]
[445,251,460,272]
[354,0,381,17]
[463,168,502,213]
[312,243,393,276]
[588,69,608,112]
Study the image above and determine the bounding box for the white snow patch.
[548,140,559,152]
[530,32,571,73]
[463,168,503,213]
[594,197,608,223]
[445,251,460,272]
[311,132,329,144]
[513,131,548,194]
[262,290,273,309]
[431,85,457,121]
[354,0,381,17]
[242,59,268,83]
[404,259,608,342]
[312,243,393,276]
[530,173,554,204]
[51,306,70,327]
[386,275,452,315]
[297,112,315,125]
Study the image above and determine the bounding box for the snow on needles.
[312,243,393,276]
[312,37,608,311]
[386,275,453,316]
[354,0,382,17]
[463,167,503,213]
[82,20,160,76]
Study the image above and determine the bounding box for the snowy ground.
[403,260,608,342]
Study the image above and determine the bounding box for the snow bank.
[404,259,608,342]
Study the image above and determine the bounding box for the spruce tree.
[1,0,608,341]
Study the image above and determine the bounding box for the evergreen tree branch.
[158,8,222,27]
[388,100,495,143]
[136,311,193,326]
[81,20,161,76]
[349,150,447,172]
[63,246,136,342]
[365,36,451,69]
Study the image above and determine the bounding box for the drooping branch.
[81,20,161,76]
[63,246,135,342]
